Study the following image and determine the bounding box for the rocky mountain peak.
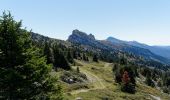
[71,29,95,40]
[67,29,96,44]
[89,33,95,40]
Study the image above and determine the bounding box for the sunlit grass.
[59,60,170,100]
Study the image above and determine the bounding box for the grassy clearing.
[59,60,170,100]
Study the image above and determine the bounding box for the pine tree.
[122,71,130,84]
[121,70,136,93]
[83,53,88,61]
[43,41,53,64]
[120,57,127,65]
[67,50,74,63]
[112,64,118,72]
[145,74,155,87]
[115,70,122,83]
[73,50,77,59]
[77,67,80,73]
[83,53,86,61]
[0,12,63,99]
[93,54,98,62]
[53,45,71,70]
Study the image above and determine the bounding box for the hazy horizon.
[1,0,170,46]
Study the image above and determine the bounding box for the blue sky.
[0,0,170,46]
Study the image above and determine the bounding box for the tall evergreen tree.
[43,41,53,64]
[145,74,155,87]
[120,57,127,65]
[0,12,63,99]
[73,50,77,59]
[66,50,74,63]
[53,45,71,70]
[83,53,89,61]
[121,70,136,94]
[83,53,86,61]
[93,54,98,62]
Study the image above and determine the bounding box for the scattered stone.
[76,97,82,100]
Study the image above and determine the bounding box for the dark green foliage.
[83,53,86,61]
[73,50,77,59]
[151,69,158,81]
[137,66,170,94]
[157,80,162,87]
[121,70,136,93]
[121,83,136,94]
[113,64,122,83]
[119,57,127,65]
[145,74,155,87]
[114,64,136,93]
[60,70,87,84]
[164,77,170,87]
[67,50,74,63]
[43,41,53,64]
[0,12,63,99]
[115,71,122,83]
[77,52,82,59]
[101,97,110,100]
[141,67,151,77]
[53,45,71,70]
[72,48,82,60]
[77,67,80,73]
[93,54,98,62]
[112,64,119,72]
[121,66,136,85]
[162,71,170,88]
[162,86,170,94]
[83,53,89,61]
[140,67,162,87]
[0,13,28,68]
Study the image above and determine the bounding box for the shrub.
[145,75,155,87]
[121,83,136,94]
[121,71,136,94]
[162,86,170,94]
[60,71,87,84]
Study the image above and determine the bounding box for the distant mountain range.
[30,29,170,66]
[68,29,170,65]
[107,37,170,60]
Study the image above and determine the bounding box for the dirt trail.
[70,64,106,95]
[104,63,112,68]
[149,94,161,100]
[83,69,105,89]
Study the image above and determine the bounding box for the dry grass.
[59,60,170,100]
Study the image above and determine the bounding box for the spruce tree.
[53,44,71,70]
[77,67,80,73]
[83,53,87,61]
[43,41,53,64]
[145,74,155,87]
[73,50,77,59]
[93,54,98,62]
[0,12,63,99]
[121,70,136,94]
[67,50,74,63]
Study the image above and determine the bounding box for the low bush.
[60,70,87,84]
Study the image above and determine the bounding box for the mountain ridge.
[107,37,170,59]
[68,29,170,65]
[30,29,170,66]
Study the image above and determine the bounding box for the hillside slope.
[68,30,170,67]
[128,41,170,59]
[106,37,170,64]
[29,31,170,99]
[61,60,170,100]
